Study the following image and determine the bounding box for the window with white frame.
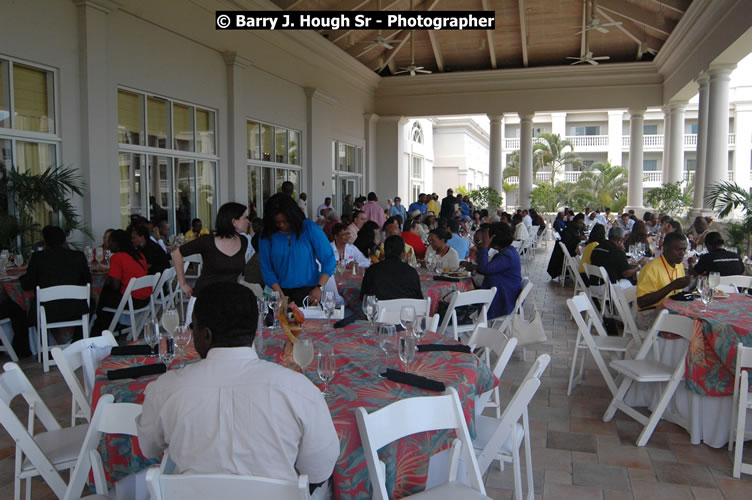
[574,125,600,136]
[0,56,59,228]
[117,88,218,234]
[411,122,423,144]
[331,141,362,214]
[410,155,423,203]
[247,120,302,217]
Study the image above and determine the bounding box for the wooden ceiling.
[268,0,692,76]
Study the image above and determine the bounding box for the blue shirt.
[447,234,470,260]
[408,202,427,215]
[259,219,336,289]
[389,204,407,222]
[477,246,522,319]
[459,201,470,218]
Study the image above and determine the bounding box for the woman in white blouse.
[512,213,529,242]
[426,227,460,271]
[331,223,371,269]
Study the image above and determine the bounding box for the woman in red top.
[92,229,150,335]
[401,218,427,259]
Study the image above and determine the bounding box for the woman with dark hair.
[331,223,370,269]
[529,209,546,234]
[92,229,150,335]
[476,222,522,319]
[353,220,382,262]
[623,220,653,257]
[470,211,483,231]
[579,223,606,278]
[426,227,460,270]
[173,201,249,301]
[553,212,567,234]
[258,193,335,306]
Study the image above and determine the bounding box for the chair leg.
[733,383,748,478]
[567,334,582,396]
[512,445,523,500]
[25,476,30,500]
[42,327,49,373]
[635,375,684,447]
[523,410,534,500]
[603,378,633,422]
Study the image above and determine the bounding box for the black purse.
[436,291,482,326]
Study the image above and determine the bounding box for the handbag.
[510,306,547,346]
[436,292,481,326]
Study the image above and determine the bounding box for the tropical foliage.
[644,181,692,216]
[530,182,573,213]
[572,161,628,212]
[533,133,582,186]
[466,186,502,211]
[705,181,752,255]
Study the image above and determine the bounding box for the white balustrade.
[565,135,609,148]
[505,138,520,150]
[728,133,736,146]
[565,171,581,183]
[684,134,697,146]
[643,171,663,184]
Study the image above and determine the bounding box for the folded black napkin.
[110,345,153,356]
[333,313,359,328]
[670,292,695,302]
[417,344,472,353]
[433,275,460,282]
[380,368,446,392]
[107,363,167,380]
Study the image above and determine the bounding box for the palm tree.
[573,161,628,212]
[706,181,752,255]
[533,133,582,186]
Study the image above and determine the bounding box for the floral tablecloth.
[0,267,108,312]
[663,294,752,396]
[91,320,495,499]
[335,268,474,316]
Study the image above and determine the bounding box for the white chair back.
[104,273,161,341]
[610,284,644,345]
[557,241,571,287]
[583,264,611,315]
[729,343,752,455]
[0,318,18,362]
[715,284,738,294]
[376,298,431,325]
[145,468,310,500]
[63,394,143,500]
[355,387,486,500]
[467,326,518,418]
[155,266,178,313]
[427,313,440,333]
[50,331,118,425]
[436,287,496,342]
[36,284,91,372]
[719,275,752,291]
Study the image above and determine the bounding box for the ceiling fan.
[577,15,622,34]
[567,50,610,65]
[394,30,432,76]
[354,0,404,50]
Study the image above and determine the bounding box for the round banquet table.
[335,268,474,316]
[91,320,496,499]
[624,293,752,447]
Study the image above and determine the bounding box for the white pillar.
[518,113,534,209]
[667,101,687,184]
[304,88,336,210]
[627,108,645,212]
[662,105,671,183]
[705,64,736,200]
[373,116,409,203]
[364,113,379,196]
[733,102,752,193]
[224,52,251,206]
[551,113,567,138]
[488,114,503,198]
[608,110,624,166]
[691,72,710,215]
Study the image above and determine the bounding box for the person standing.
[389,196,407,223]
[362,192,386,228]
[439,188,456,220]
[426,194,441,217]
[316,197,333,220]
[408,194,428,215]
[341,194,353,218]
[297,193,308,218]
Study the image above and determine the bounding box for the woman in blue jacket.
[259,193,336,306]
[476,223,522,319]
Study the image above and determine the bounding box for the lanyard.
[660,255,677,282]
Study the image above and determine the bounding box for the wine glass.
[269,291,281,328]
[104,250,112,266]
[173,325,192,368]
[336,259,346,275]
[377,324,397,374]
[95,247,104,264]
[143,322,159,357]
[84,246,93,266]
[399,334,416,372]
[13,253,23,268]
[362,295,379,337]
[161,308,179,337]
[293,336,314,372]
[322,291,336,331]
[400,305,416,335]
[699,277,712,312]
[413,315,427,343]
[708,272,721,291]
[317,343,336,398]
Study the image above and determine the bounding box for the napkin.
[107,363,167,380]
[380,368,446,392]
[333,314,359,328]
[417,344,472,353]
[433,275,460,282]
[110,345,153,356]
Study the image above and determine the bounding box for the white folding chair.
[0,362,89,500]
[719,275,752,292]
[63,394,142,500]
[473,354,551,500]
[715,284,738,294]
[565,253,589,298]
[610,285,646,346]
[355,387,488,500]
[102,273,161,341]
[583,264,611,316]
[427,313,440,333]
[154,266,178,316]
[603,310,696,446]
[36,284,91,372]
[180,255,202,318]
[50,331,118,425]
[146,467,310,500]
[377,298,431,325]
[566,294,631,397]
[557,242,572,288]
[467,326,518,419]
[731,343,752,478]
[0,318,19,362]
[492,279,539,361]
[529,226,540,251]
[437,288,497,342]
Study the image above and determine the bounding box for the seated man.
[361,235,423,301]
[131,224,170,275]
[445,219,469,260]
[636,232,692,330]
[184,218,209,241]
[617,213,634,233]
[691,231,745,276]
[688,215,710,249]
[590,227,645,288]
[137,282,338,491]
[379,217,417,266]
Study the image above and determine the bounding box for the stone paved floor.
[1,238,751,499]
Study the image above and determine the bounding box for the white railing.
[505,138,519,150]
[622,136,630,148]
[506,170,738,186]
[684,134,697,146]
[729,133,736,146]
[565,135,609,148]
[535,172,552,182]
[644,135,663,148]
[564,171,581,183]
[506,176,519,184]
[643,171,662,183]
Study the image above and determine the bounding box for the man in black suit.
[20,226,92,339]
[360,235,423,301]
[439,188,456,220]
[130,224,170,275]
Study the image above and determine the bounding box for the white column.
[518,113,534,209]
[364,113,379,195]
[551,113,567,138]
[667,101,687,184]
[627,108,645,212]
[304,88,336,210]
[608,110,624,166]
[705,64,736,199]
[373,116,409,203]
[224,52,251,206]
[733,102,752,193]
[488,114,503,200]
[691,72,710,215]
[662,105,671,183]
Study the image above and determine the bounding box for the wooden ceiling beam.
[596,8,662,53]
[597,0,675,37]
[580,0,587,57]
[276,0,304,10]
[481,0,496,69]
[377,31,411,71]
[352,29,405,58]
[427,30,445,71]
[647,0,690,14]
[518,0,528,67]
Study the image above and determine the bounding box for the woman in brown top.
[173,202,249,299]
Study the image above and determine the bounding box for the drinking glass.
[317,343,336,398]
[161,308,179,337]
[143,322,159,357]
[708,272,721,290]
[400,305,416,335]
[377,324,397,374]
[699,277,712,312]
[399,334,416,372]
[173,325,192,368]
[336,259,346,275]
[322,291,336,331]
[95,247,104,264]
[293,336,314,372]
[413,315,427,342]
[104,250,112,266]
[362,295,379,337]
[13,253,23,268]
[159,331,175,366]
[269,291,281,328]
[84,246,93,266]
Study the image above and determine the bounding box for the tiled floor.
[1,238,751,499]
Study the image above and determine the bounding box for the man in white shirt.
[521,209,533,231]
[617,212,635,233]
[297,193,308,218]
[137,282,339,491]
[347,209,367,242]
[594,210,609,228]
[316,197,333,219]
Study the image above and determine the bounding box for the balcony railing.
[684,134,697,146]
[505,133,739,151]
[565,135,610,148]
[505,169,742,186]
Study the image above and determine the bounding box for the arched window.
[411,122,423,144]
